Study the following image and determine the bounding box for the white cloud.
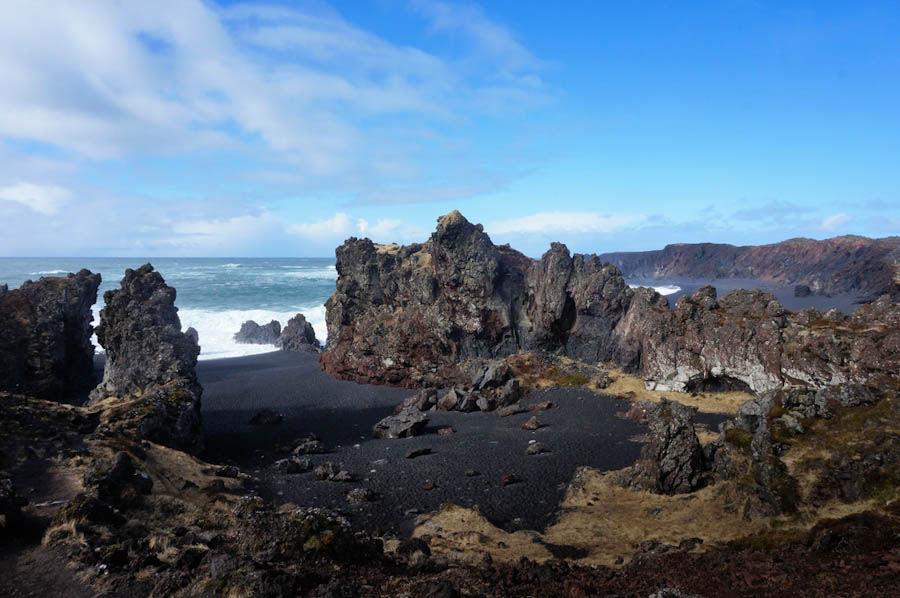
[819,212,852,231]
[0,0,547,179]
[0,182,73,214]
[488,211,646,235]
[291,212,363,240]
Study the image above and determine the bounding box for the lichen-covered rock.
[0,269,100,399]
[234,320,281,345]
[82,452,152,508]
[89,264,202,452]
[279,313,320,352]
[625,399,704,494]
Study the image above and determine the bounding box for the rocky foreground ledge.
[320,211,899,395]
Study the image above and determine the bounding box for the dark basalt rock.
[0,269,100,399]
[321,211,642,387]
[279,313,320,352]
[321,211,900,396]
[234,320,281,345]
[89,264,203,452]
[624,399,704,494]
[82,452,153,508]
[372,408,428,439]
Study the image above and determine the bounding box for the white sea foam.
[90,303,328,361]
[221,263,241,268]
[628,284,681,296]
[32,269,67,275]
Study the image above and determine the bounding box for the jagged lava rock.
[0,269,100,399]
[279,313,320,352]
[372,408,428,439]
[625,399,704,494]
[321,211,643,386]
[89,264,203,452]
[321,211,900,394]
[234,320,281,345]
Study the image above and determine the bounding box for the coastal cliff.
[0,269,100,399]
[321,211,642,386]
[322,212,900,395]
[597,235,900,301]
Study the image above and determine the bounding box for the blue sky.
[0,0,897,257]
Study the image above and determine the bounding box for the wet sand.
[198,351,727,536]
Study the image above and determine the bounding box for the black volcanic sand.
[199,351,727,536]
[627,277,865,314]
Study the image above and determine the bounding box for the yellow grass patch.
[597,367,751,415]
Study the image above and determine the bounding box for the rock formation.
[321,211,900,394]
[598,235,900,301]
[234,319,282,345]
[321,211,643,386]
[0,269,101,399]
[623,399,705,494]
[89,264,203,452]
[279,313,320,352]
[632,287,900,394]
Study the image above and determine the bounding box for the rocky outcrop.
[89,264,202,452]
[0,270,100,399]
[623,399,705,494]
[279,313,320,352]
[632,287,900,394]
[321,211,642,386]
[598,235,900,301]
[321,212,900,394]
[234,320,282,345]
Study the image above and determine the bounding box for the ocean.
[0,258,336,360]
[0,257,686,361]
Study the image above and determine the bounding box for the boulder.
[234,320,281,345]
[372,408,428,439]
[0,269,101,399]
[82,452,153,508]
[625,399,704,494]
[279,313,320,352]
[89,264,203,452]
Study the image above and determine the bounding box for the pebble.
[522,416,539,430]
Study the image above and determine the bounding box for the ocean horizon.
[0,257,682,360]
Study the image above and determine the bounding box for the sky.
[0,0,897,258]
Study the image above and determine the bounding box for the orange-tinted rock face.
[599,235,900,300]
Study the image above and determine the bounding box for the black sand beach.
[199,351,727,536]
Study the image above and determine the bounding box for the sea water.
[0,258,335,360]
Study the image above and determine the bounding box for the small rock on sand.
[437,426,455,436]
[500,474,519,486]
[405,448,433,459]
[423,481,436,491]
[528,400,556,412]
[314,462,335,480]
[497,404,523,417]
[248,408,283,425]
[273,457,312,474]
[372,408,428,439]
[525,442,547,456]
[522,416,539,430]
[464,470,479,477]
[346,488,375,504]
[293,435,328,455]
